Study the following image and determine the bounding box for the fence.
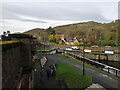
[65,52,120,77]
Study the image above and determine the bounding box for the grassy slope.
[56,62,92,88]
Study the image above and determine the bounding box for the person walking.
[40,68,44,81]
[46,67,51,78]
[50,64,56,77]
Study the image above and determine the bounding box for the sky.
[0,0,119,34]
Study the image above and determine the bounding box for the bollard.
[116,70,117,76]
[108,67,110,73]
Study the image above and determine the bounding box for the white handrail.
[66,52,120,72]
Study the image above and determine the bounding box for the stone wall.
[1,34,36,89]
[84,53,119,61]
[2,42,22,88]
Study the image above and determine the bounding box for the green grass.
[65,50,82,53]
[56,54,83,65]
[36,49,50,52]
[56,62,92,89]
[55,54,118,80]
[56,54,94,68]
[35,49,50,54]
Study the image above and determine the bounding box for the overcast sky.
[0,0,119,34]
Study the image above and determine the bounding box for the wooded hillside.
[24,20,119,46]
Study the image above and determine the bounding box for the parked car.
[104,46,111,48]
[71,46,79,50]
[65,48,73,51]
[91,45,99,48]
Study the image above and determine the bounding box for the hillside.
[24,28,48,42]
[24,20,119,46]
[54,21,117,40]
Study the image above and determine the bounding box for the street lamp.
[80,34,86,76]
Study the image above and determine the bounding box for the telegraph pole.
[83,42,85,76]
[81,34,86,76]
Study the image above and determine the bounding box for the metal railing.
[65,52,120,77]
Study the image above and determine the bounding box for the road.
[45,54,119,90]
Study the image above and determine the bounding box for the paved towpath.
[33,54,65,88]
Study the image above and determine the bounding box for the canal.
[70,52,120,69]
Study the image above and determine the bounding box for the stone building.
[1,34,36,89]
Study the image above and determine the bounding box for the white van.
[65,48,73,51]
[71,46,79,50]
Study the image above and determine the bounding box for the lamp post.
[80,34,86,76]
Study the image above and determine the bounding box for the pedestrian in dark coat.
[46,67,51,78]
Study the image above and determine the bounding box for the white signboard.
[104,50,114,54]
[84,49,91,52]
